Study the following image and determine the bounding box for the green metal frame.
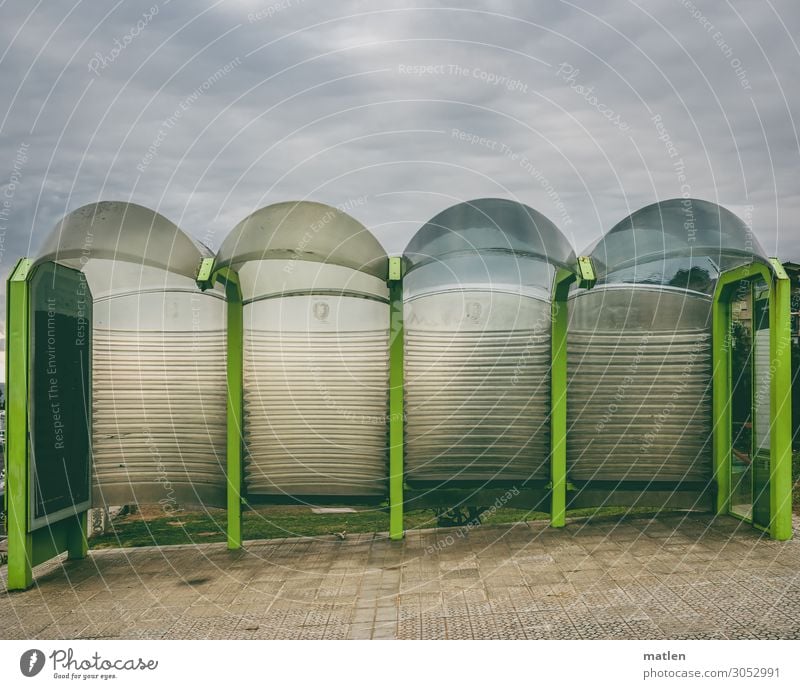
[388,257,404,540]
[712,259,792,540]
[550,268,574,528]
[5,258,88,591]
[205,266,244,550]
[6,258,32,589]
[10,241,787,592]
[551,258,595,527]
[392,257,590,534]
[214,257,400,545]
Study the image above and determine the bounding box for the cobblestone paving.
[2,514,799,640]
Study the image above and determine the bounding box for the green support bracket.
[712,259,792,540]
[712,283,733,517]
[196,257,216,291]
[577,255,597,289]
[768,258,792,540]
[6,258,33,590]
[388,256,404,540]
[768,258,789,281]
[388,255,403,281]
[215,267,244,549]
[9,257,32,282]
[551,266,578,528]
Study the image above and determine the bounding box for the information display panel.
[28,263,92,528]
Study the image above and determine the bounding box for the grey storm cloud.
[1,0,799,348]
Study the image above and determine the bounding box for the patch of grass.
[88,503,674,550]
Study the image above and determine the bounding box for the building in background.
[783,262,800,449]
[783,262,800,344]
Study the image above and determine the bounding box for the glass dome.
[404,197,576,298]
[588,198,767,293]
[33,202,227,508]
[566,199,744,489]
[402,199,574,486]
[222,201,390,498]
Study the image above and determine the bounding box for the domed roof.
[216,200,386,279]
[587,198,766,281]
[34,201,209,278]
[404,198,575,270]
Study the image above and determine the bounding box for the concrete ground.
[1,514,799,640]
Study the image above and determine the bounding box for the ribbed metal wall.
[91,293,227,507]
[754,327,771,454]
[567,287,712,483]
[243,296,389,496]
[405,291,551,483]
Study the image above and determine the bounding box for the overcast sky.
[1,0,799,372]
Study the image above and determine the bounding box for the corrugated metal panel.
[92,328,227,507]
[567,287,712,483]
[243,296,389,496]
[405,291,551,482]
[754,327,771,453]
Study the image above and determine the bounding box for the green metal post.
[388,257,404,540]
[711,284,732,515]
[214,268,244,550]
[6,258,33,590]
[713,260,792,539]
[67,512,89,560]
[550,267,577,528]
[768,259,792,540]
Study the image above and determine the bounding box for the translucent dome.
[33,201,210,277]
[404,197,576,270]
[588,198,767,292]
[216,200,387,279]
[403,198,576,299]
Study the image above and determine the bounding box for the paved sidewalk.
[1,514,799,640]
